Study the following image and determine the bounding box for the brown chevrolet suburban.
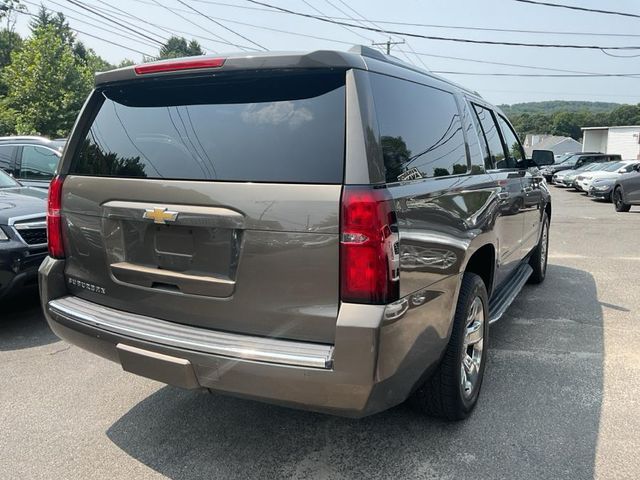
[39,46,553,420]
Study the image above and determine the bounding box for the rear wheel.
[528,213,549,284]
[613,188,631,212]
[411,273,489,420]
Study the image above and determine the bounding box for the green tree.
[3,24,92,136]
[0,28,20,67]
[29,6,74,46]
[158,36,204,59]
[0,0,24,21]
[608,104,640,126]
[117,58,135,68]
[73,40,113,72]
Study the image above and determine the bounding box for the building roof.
[528,135,580,150]
[582,126,640,131]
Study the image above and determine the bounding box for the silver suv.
[39,47,553,420]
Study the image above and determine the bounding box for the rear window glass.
[69,71,346,183]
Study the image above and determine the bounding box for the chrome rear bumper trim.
[48,296,334,369]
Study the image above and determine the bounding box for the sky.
[7,0,640,106]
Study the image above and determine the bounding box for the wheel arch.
[462,243,496,297]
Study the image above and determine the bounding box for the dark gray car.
[540,152,621,181]
[39,47,553,420]
[0,169,47,300]
[613,164,640,211]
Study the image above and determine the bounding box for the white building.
[582,126,640,159]
[523,134,582,157]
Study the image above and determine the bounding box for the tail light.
[340,186,400,304]
[47,175,65,259]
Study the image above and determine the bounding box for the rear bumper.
[39,257,458,417]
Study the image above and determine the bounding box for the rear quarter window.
[370,73,468,182]
[69,71,346,184]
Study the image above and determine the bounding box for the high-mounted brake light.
[340,186,400,304]
[134,57,226,75]
[47,175,65,259]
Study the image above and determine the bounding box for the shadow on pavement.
[0,290,59,351]
[107,264,603,480]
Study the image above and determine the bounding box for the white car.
[575,161,640,192]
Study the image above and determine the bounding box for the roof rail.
[0,135,53,142]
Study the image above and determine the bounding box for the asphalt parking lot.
[1,187,639,480]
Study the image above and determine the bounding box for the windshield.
[601,162,624,172]
[555,153,576,164]
[0,169,19,188]
[578,162,603,172]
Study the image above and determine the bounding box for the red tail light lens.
[47,176,65,259]
[340,186,400,304]
[134,57,225,75]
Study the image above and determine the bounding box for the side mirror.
[531,150,555,167]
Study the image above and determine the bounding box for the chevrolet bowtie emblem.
[143,207,179,224]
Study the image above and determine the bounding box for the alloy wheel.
[461,296,485,399]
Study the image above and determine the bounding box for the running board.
[488,263,533,324]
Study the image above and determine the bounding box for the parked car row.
[540,152,621,182]
[545,154,640,211]
[0,136,64,300]
[0,168,48,300]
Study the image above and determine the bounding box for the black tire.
[411,273,489,421]
[613,187,631,212]
[528,213,549,284]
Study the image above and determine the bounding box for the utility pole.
[372,37,405,54]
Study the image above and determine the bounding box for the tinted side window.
[20,146,59,181]
[472,105,505,170]
[370,73,468,182]
[460,100,486,174]
[0,145,16,171]
[496,115,525,169]
[70,71,345,184]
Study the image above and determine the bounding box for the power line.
[17,9,152,56]
[175,0,267,51]
[261,13,640,39]
[245,0,640,50]
[332,0,426,68]
[514,0,640,19]
[150,0,254,51]
[301,0,373,44]
[133,0,640,39]
[395,49,635,76]
[32,0,159,49]
[64,0,165,46]
[63,0,169,47]
[599,49,640,58]
[134,0,640,39]
[85,0,254,51]
[104,3,626,76]
[80,0,179,44]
